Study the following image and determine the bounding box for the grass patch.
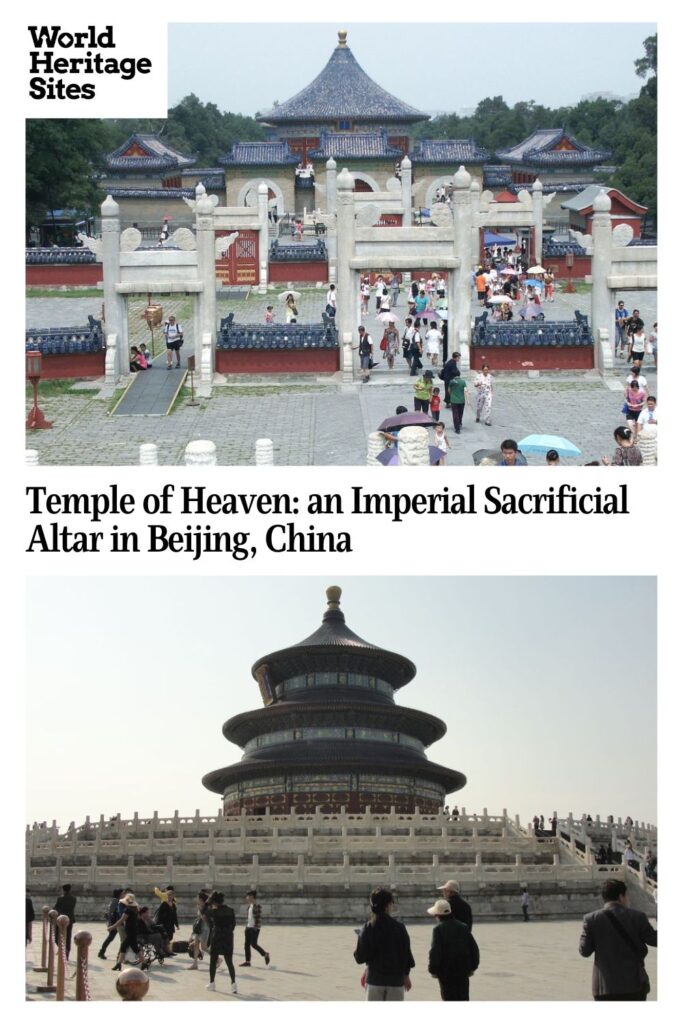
[562,282,592,294]
[169,386,193,414]
[26,288,103,299]
[25,379,98,399]
[107,387,127,413]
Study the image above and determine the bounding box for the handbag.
[604,910,651,995]
[379,337,387,351]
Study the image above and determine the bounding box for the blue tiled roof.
[258,35,428,124]
[409,139,489,164]
[483,164,512,187]
[221,142,299,166]
[496,129,611,166]
[510,181,595,195]
[103,187,196,199]
[309,130,403,160]
[106,133,196,171]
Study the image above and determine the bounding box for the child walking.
[433,421,450,465]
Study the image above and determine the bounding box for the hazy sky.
[26,576,656,829]
[168,23,655,116]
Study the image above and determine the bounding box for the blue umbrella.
[518,434,582,457]
[524,278,543,289]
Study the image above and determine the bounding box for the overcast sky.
[168,23,655,116]
[26,576,656,829]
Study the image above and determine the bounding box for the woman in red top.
[624,379,646,424]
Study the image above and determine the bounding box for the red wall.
[267,261,328,283]
[470,346,594,371]
[544,255,592,279]
[216,349,339,374]
[35,351,106,380]
[26,264,102,287]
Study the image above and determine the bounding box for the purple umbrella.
[378,412,436,431]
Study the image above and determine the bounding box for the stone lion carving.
[398,426,429,466]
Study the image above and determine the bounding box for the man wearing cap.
[427,898,480,1001]
[436,880,473,932]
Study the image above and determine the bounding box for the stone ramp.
[111,361,187,417]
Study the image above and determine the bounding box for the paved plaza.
[25,286,657,466]
[25,919,658,1001]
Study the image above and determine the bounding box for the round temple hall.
[203,586,465,815]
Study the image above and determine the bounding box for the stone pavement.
[25,287,657,466]
[26,920,657,1001]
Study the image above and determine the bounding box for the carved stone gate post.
[101,195,126,381]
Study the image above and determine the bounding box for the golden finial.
[326,585,342,609]
[337,30,348,48]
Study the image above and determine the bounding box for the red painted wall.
[35,351,106,380]
[544,255,592,279]
[267,261,328,283]
[470,346,594,371]
[216,349,339,374]
[26,264,102,287]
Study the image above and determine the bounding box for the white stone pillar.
[195,187,217,386]
[400,156,412,226]
[26,449,39,465]
[470,179,481,265]
[451,166,473,349]
[326,157,338,216]
[342,331,354,383]
[398,426,430,465]
[101,195,126,380]
[591,191,613,373]
[336,168,356,362]
[184,440,217,466]
[532,179,544,265]
[139,443,158,465]
[257,182,269,293]
[366,431,385,465]
[255,438,274,465]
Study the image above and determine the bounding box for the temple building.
[203,586,465,815]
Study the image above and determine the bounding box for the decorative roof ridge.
[106,131,197,165]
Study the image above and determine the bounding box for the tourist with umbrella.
[279,290,301,324]
[517,434,582,459]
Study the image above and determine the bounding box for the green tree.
[26,119,112,230]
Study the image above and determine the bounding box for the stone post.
[590,190,613,373]
[326,157,338,216]
[257,182,269,293]
[26,449,39,465]
[342,331,354,382]
[532,179,544,266]
[255,438,274,465]
[101,195,125,381]
[366,431,385,465]
[335,168,356,358]
[398,426,430,465]
[400,156,412,226]
[451,166,473,350]
[139,443,158,465]
[184,440,217,465]
[195,187,217,387]
[470,179,481,265]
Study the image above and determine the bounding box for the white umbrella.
[501,267,517,276]
[278,290,302,302]
[488,295,515,304]
[376,312,400,323]
[526,265,546,274]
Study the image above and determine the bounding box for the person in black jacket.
[98,888,124,960]
[111,894,144,971]
[436,879,473,931]
[204,891,238,994]
[427,898,480,1000]
[154,886,179,954]
[54,883,77,959]
[354,887,415,1001]
[26,890,35,947]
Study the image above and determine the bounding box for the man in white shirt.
[637,396,657,436]
[163,315,184,369]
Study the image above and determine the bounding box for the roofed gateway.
[203,586,465,814]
